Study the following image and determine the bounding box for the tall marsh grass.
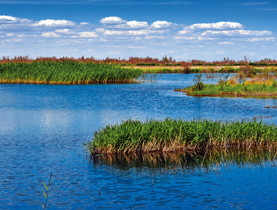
[87,119,277,155]
[0,61,142,84]
[181,70,277,97]
[183,82,277,96]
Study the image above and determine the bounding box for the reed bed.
[141,68,188,73]
[181,73,277,97]
[87,119,277,155]
[128,66,271,74]
[0,61,142,84]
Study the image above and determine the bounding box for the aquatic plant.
[180,71,277,97]
[0,61,142,84]
[87,119,277,155]
[39,173,52,210]
[192,74,204,90]
[240,65,256,77]
[137,67,188,73]
[182,82,277,97]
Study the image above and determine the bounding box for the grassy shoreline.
[177,72,277,97]
[0,61,142,85]
[86,119,277,156]
[122,65,276,74]
[178,84,277,97]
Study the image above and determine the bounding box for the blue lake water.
[1,73,277,209]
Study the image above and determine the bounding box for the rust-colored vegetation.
[1,55,277,66]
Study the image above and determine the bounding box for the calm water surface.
[1,74,277,209]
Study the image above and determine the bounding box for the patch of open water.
[1,73,277,209]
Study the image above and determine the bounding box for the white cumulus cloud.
[201,29,272,36]
[55,29,72,34]
[190,22,243,30]
[179,21,244,34]
[98,29,166,36]
[174,36,196,40]
[247,37,275,41]
[145,35,166,39]
[41,32,61,38]
[100,16,126,25]
[126,21,148,29]
[34,19,75,27]
[218,41,235,45]
[151,21,172,29]
[0,15,276,61]
[0,15,17,22]
[78,31,98,38]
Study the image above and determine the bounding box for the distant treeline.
[1,55,277,66]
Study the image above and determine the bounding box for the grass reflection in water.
[91,149,277,174]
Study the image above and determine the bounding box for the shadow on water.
[90,149,277,173]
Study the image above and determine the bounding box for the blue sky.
[0,0,276,61]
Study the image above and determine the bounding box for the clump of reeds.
[86,118,277,155]
[0,61,142,84]
[180,69,277,97]
[239,65,257,77]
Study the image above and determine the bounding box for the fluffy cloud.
[126,21,148,29]
[55,29,73,34]
[96,29,167,36]
[0,15,276,60]
[34,19,75,27]
[174,36,196,40]
[247,37,275,41]
[201,29,272,36]
[190,22,243,30]
[179,21,243,35]
[218,41,235,45]
[99,16,126,25]
[145,35,166,39]
[151,21,172,29]
[78,31,98,38]
[104,20,149,29]
[41,32,61,38]
[0,15,17,22]
[197,37,218,40]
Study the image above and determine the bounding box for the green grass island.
[86,119,277,156]
[175,66,277,98]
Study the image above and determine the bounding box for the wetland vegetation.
[176,65,277,97]
[87,118,277,156]
[4,55,277,66]
[0,61,142,84]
